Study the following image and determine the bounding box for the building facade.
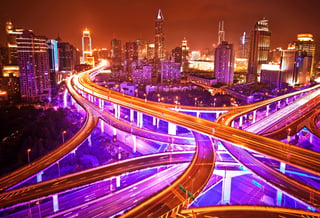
[17,30,50,102]
[214,41,234,85]
[247,19,271,82]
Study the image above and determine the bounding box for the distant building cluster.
[0,10,318,104]
[0,21,82,103]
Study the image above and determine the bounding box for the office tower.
[154,9,165,60]
[218,20,225,45]
[247,18,271,82]
[47,39,59,89]
[5,21,24,65]
[269,48,282,64]
[132,62,152,84]
[58,42,78,72]
[124,41,138,80]
[17,30,50,102]
[238,32,250,59]
[280,49,311,86]
[181,38,189,71]
[82,28,92,64]
[137,39,148,60]
[160,60,181,84]
[172,47,182,63]
[214,41,234,85]
[292,34,316,78]
[111,38,122,68]
[147,43,155,60]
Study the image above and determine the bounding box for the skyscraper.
[5,21,24,65]
[292,34,316,78]
[154,9,165,60]
[111,38,122,70]
[214,41,234,85]
[238,32,250,59]
[124,41,138,80]
[47,40,59,89]
[82,28,92,64]
[17,30,50,102]
[217,20,225,45]
[247,19,271,82]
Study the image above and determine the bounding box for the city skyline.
[0,0,320,56]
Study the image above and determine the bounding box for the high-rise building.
[247,19,271,82]
[269,48,282,64]
[154,9,165,60]
[58,42,78,72]
[218,20,225,45]
[82,28,92,64]
[111,38,122,68]
[124,41,138,81]
[292,34,316,78]
[214,41,234,85]
[132,62,152,85]
[5,21,24,65]
[237,32,250,59]
[181,38,189,71]
[137,39,148,60]
[17,30,50,102]
[280,49,311,86]
[161,60,181,84]
[172,47,182,63]
[47,39,59,89]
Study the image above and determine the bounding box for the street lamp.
[62,130,67,143]
[144,93,147,102]
[287,128,291,143]
[157,93,161,102]
[27,148,31,164]
[194,97,197,106]
[214,98,217,107]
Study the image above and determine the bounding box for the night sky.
[1,0,320,57]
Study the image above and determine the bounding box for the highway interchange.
[1,61,320,217]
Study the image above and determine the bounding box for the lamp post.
[287,128,291,143]
[194,97,197,106]
[62,130,67,144]
[27,148,31,164]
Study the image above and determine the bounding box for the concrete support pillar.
[130,109,134,122]
[87,135,92,146]
[113,127,117,136]
[153,116,156,126]
[286,98,289,105]
[137,112,143,128]
[196,112,200,118]
[231,121,234,128]
[117,105,121,119]
[156,118,160,128]
[116,176,121,188]
[113,104,118,119]
[71,96,75,106]
[37,171,43,183]
[132,135,137,153]
[100,121,104,133]
[252,110,257,124]
[168,122,177,135]
[280,162,286,174]
[278,100,281,109]
[63,89,68,108]
[266,105,270,117]
[216,112,220,119]
[53,194,59,212]
[294,95,297,101]
[239,116,243,128]
[276,189,283,206]
[222,171,232,204]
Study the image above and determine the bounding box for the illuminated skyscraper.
[111,38,122,69]
[5,21,24,65]
[17,30,50,102]
[292,34,316,78]
[247,19,271,82]
[218,20,225,45]
[124,41,138,81]
[82,28,92,64]
[154,9,165,60]
[238,32,250,59]
[214,41,234,85]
